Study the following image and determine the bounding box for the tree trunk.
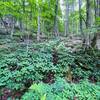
[37,15,41,41]
[91,33,98,48]
[91,0,100,48]
[11,17,15,38]
[79,0,85,46]
[65,0,69,36]
[53,0,59,37]
[71,1,75,34]
[86,0,91,28]
[82,0,91,49]
[79,0,83,34]
[96,0,100,17]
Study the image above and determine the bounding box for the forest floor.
[0,35,100,100]
[0,34,100,51]
[0,35,82,51]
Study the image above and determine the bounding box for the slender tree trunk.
[19,19,23,32]
[71,2,74,34]
[41,20,45,37]
[91,0,100,48]
[53,0,59,37]
[22,0,25,13]
[94,0,97,20]
[11,17,15,38]
[82,0,91,49]
[91,33,98,48]
[37,15,41,41]
[96,0,100,17]
[22,0,29,53]
[19,19,24,39]
[65,0,69,36]
[86,0,91,28]
[77,21,79,34]
[26,15,29,54]
[79,0,83,34]
[30,5,33,20]
[79,0,86,46]
[21,0,25,34]
[94,0,100,22]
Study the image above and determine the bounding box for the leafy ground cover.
[0,38,100,100]
[22,78,100,100]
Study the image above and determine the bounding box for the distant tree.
[53,0,59,37]
[91,0,100,48]
[86,0,91,28]
[65,0,69,36]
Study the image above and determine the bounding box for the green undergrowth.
[22,78,100,100]
[0,39,100,99]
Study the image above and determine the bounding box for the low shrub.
[22,78,100,100]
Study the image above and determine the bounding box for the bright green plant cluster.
[22,78,100,100]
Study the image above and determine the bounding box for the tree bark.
[37,15,41,41]
[78,0,86,46]
[53,0,59,37]
[65,0,69,36]
[11,17,15,38]
[71,1,75,34]
[79,0,83,34]
[91,0,100,48]
[86,0,91,28]
[82,0,91,49]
